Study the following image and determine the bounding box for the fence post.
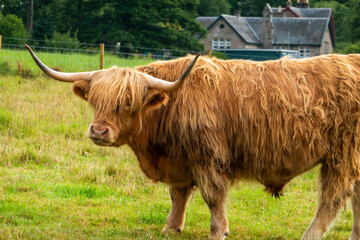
[207,49,212,57]
[0,35,2,57]
[100,43,104,69]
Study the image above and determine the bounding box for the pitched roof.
[220,15,261,44]
[203,15,261,44]
[246,17,329,46]
[197,7,335,47]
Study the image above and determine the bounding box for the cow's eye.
[115,105,121,113]
[125,99,131,108]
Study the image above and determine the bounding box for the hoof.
[161,225,182,234]
[208,231,229,240]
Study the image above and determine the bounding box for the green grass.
[0,50,355,239]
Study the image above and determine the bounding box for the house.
[197,0,336,58]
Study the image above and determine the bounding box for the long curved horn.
[25,44,94,82]
[143,53,200,92]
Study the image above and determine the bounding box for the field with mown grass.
[0,49,355,239]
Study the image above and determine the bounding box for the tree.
[32,5,56,41]
[1,0,206,52]
[26,0,33,37]
[0,0,27,24]
[197,0,231,16]
[85,0,206,51]
[0,14,27,43]
[346,0,360,42]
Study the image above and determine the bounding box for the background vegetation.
[1,0,360,53]
[0,47,357,240]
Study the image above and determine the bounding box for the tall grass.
[0,50,355,239]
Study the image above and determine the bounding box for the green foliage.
[2,0,206,52]
[45,30,80,49]
[0,14,27,44]
[98,0,206,51]
[334,41,351,53]
[197,0,231,16]
[0,0,27,23]
[211,51,228,59]
[337,40,360,54]
[346,0,360,42]
[32,5,56,41]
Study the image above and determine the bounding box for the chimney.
[297,0,310,8]
[286,0,292,7]
[234,10,241,18]
[273,6,284,17]
[260,3,274,49]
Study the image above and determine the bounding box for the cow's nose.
[89,125,109,139]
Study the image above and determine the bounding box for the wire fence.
[2,37,200,59]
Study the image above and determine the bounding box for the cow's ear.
[73,80,90,101]
[142,89,168,111]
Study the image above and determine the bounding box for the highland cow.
[26,44,360,240]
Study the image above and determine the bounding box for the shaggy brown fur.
[70,54,360,239]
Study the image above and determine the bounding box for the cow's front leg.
[162,185,193,233]
[206,194,229,240]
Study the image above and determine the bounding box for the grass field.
[0,49,355,239]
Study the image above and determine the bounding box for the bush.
[0,14,27,44]
[211,51,228,59]
[45,30,80,49]
[337,40,360,54]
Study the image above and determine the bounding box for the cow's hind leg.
[301,163,353,240]
[162,185,193,233]
[350,180,360,240]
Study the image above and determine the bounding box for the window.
[212,39,231,50]
[299,47,304,58]
[219,39,225,49]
